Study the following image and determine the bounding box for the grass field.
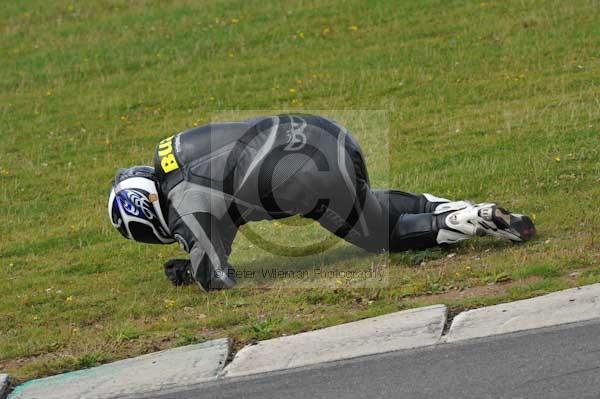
[1,0,599,382]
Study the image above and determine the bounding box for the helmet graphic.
[108,166,174,244]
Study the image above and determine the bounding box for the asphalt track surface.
[149,319,600,399]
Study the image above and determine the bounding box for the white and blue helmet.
[108,166,174,244]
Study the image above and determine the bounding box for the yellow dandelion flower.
[350,25,358,31]
[164,299,176,308]
[228,52,235,58]
[66,296,74,302]
[298,31,304,39]
[322,27,330,35]
[288,88,296,94]
[555,156,561,162]
[231,18,239,24]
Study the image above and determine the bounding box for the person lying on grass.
[108,114,535,291]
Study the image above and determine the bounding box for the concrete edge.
[221,304,448,378]
[0,374,10,399]
[7,338,230,399]
[445,283,600,342]
[119,338,232,399]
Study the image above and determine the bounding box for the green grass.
[1,0,600,382]
[512,263,561,280]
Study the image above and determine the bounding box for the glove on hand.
[163,259,195,286]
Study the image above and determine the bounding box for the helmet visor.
[128,221,165,244]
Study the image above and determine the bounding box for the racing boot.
[423,193,474,214]
[436,203,536,244]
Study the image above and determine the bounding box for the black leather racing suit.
[154,114,444,289]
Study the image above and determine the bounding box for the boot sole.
[492,206,536,242]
